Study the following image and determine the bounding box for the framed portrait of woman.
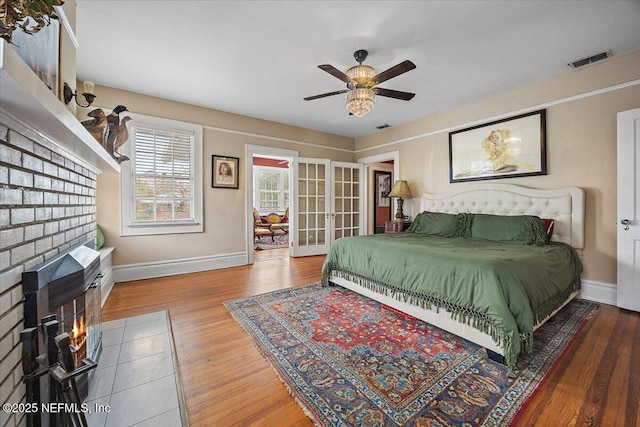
[212,155,239,189]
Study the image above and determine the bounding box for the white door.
[291,158,363,257]
[617,107,640,311]
[291,157,331,256]
[331,161,364,242]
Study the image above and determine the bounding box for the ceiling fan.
[304,49,416,117]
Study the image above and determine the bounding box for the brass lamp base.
[394,197,405,222]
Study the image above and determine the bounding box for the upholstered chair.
[253,208,274,242]
[267,208,289,235]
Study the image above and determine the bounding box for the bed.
[322,183,584,372]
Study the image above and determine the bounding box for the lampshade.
[388,180,412,199]
[346,88,375,117]
[346,64,376,86]
[83,80,95,95]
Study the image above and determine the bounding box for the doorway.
[372,169,393,233]
[252,156,291,252]
[246,145,298,264]
[358,151,400,235]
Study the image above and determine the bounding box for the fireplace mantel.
[0,41,120,173]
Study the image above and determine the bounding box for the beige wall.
[93,87,354,265]
[58,0,78,116]
[355,50,640,284]
[95,50,640,283]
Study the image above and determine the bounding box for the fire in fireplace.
[71,315,87,366]
[22,240,102,427]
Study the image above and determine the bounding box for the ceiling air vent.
[376,124,391,129]
[568,50,611,68]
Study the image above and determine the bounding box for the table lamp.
[388,180,412,222]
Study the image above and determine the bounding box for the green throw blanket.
[321,233,583,372]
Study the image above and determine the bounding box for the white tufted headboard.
[420,183,584,249]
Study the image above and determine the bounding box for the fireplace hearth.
[22,241,103,427]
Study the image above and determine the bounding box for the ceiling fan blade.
[373,60,416,85]
[304,89,349,101]
[318,64,351,83]
[375,87,416,101]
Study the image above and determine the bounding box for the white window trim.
[120,113,203,236]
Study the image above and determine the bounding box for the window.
[120,114,203,236]
[253,166,289,213]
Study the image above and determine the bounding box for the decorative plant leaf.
[0,0,64,44]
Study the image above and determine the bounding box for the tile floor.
[84,311,187,427]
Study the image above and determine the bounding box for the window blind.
[131,126,195,224]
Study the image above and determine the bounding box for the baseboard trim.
[580,279,617,306]
[113,258,617,307]
[113,252,248,283]
[101,269,115,307]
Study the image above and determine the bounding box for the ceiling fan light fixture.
[346,88,375,117]
[346,64,376,87]
[305,49,415,115]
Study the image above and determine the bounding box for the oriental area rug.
[225,283,597,426]
[254,233,289,250]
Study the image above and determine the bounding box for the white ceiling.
[74,1,640,139]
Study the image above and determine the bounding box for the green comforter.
[321,233,583,372]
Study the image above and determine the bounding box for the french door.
[291,158,363,257]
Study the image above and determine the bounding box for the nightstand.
[384,220,411,233]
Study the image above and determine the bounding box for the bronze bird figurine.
[106,105,128,137]
[113,116,133,163]
[81,108,108,147]
[105,105,129,159]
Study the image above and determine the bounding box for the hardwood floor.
[102,249,640,426]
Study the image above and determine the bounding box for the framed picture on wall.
[377,171,391,207]
[449,109,547,183]
[212,155,239,189]
[11,18,60,96]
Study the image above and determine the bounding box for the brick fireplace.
[0,116,98,427]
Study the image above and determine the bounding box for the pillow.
[453,212,474,238]
[542,218,555,240]
[470,214,548,246]
[96,225,105,249]
[406,212,457,236]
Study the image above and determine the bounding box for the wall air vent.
[568,50,611,68]
[376,124,391,129]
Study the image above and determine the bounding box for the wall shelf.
[0,41,120,173]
